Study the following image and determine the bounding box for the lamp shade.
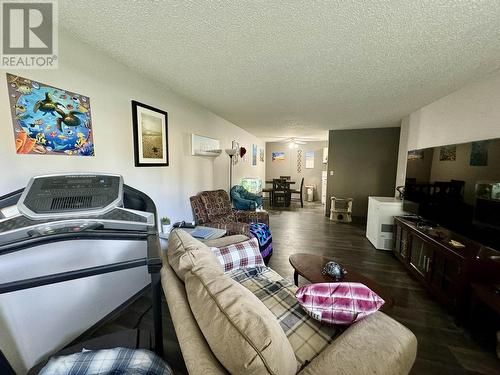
[225,148,237,156]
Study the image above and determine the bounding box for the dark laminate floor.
[87,202,499,375]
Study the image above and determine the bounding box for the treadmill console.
[17,174,123,219]
[0,174,155,248]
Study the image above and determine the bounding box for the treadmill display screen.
[18,174,123,218]
[41,176,113,190]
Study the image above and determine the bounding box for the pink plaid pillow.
[295,282,384,325]
[211,238,264,273]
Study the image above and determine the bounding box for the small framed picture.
[131,100,169,167]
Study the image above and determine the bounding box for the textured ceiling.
[60,1,500,139]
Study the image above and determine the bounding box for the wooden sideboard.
[393,216,484,320]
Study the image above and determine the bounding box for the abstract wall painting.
[272,151,285,161]
[439,145,456,161]
[297,149,302,173]
[132,100,168,166]
[470,141,489,166]
[259,148,264,162]
[407,149,424,160]
[7,73,94,156]
[252,144,257,166]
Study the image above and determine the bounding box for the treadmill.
[0,173,163,373]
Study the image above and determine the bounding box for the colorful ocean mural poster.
[7,73,94,156]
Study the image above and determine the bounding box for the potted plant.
[160,217,171,234]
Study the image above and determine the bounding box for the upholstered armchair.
[190,189,269,236]
[230,185,263,211]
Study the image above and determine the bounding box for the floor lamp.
[225,148,238,192]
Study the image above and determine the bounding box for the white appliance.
[321,171,327,205]
[366,196,407,251]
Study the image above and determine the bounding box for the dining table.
[264,179,296,207]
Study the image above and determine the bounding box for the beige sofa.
[161,232,417,374]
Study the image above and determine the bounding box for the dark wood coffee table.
[289,253,394,311]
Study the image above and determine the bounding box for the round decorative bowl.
[321,261,347,281]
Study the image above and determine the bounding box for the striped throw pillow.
[296,282,384,325]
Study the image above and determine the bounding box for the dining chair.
[272,178,290,207]
[290,177,304,208]
[262,183,274,207]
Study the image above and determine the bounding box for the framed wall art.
[407,149,424,160]
[470,140,489,166]
[252,144,257,166]
[131,100,168,167]
[272,151,285,161]
[191,134,221,156]
[305,150,315,169]
[439,145,456,161]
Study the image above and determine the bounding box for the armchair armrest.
[234,210,269,226]
[204,222,251,237]
[235,198,258,211]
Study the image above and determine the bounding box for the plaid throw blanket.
[39,348,172,375]
[228,266,345,368]
[249,222,273,259]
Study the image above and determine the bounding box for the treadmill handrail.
[0,230,149,256]
[0,258,147,294]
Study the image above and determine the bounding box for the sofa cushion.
[210,238,264,273]
[297,312,417,375]
[185,265,297,375]
[204,234,249,248]
[167,229,222,281]
[199,190,236,222]
[228,267,345,368]
[296,282,385,325]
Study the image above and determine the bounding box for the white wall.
[0,34,265,223]
[396,68,500,185]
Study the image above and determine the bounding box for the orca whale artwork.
[7,73,94,156]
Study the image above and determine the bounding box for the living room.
[1,1,499,375]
